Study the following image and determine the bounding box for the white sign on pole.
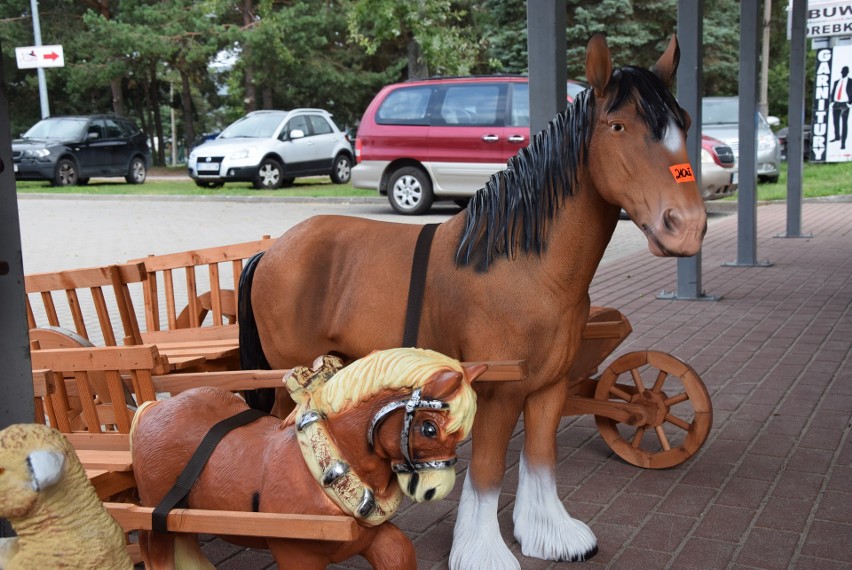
[806,1,852,37]
[15,45,64,69]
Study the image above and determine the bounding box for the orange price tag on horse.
[669,164,695,183]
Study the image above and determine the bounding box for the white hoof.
[450,472,520,570]
[513,454,598,562]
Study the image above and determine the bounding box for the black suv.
[13,114,150,186]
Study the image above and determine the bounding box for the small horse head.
[584,33,707,257]
[310,348,482,504]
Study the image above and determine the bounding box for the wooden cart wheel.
[594,351,712,469]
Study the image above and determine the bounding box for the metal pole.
[30,0,49,118]
[527,0,567,135]
[779,0,812,239]
[759,0,772,117]
[660,0,718,302]
[0,36,35,539]
[725,0,771,267]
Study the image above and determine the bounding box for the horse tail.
[238,252,275,413]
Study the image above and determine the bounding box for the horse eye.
[610,123,624,132]
[421,421,438,438]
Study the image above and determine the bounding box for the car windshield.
[23,118,87,140]
[219,112,287,139]
[702,99,740,125]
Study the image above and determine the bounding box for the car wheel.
[388,166,433,215]
[194,180,224,189]
[53,158,78,187]
[77,178,90,186]
[253,158,283,190]
[330,154,352,184]
[125,157,147,184]
[760,174,780,184]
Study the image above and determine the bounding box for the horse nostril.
[662,208,682,234]
[424,488,436,501]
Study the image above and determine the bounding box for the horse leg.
[450,391,525,570]
[268,540,330,570]
[514,379,597,562]
[360,523,416,570]
[173,534,215,569]
[142,531,177,570]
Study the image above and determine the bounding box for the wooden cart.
[565,306,712,469]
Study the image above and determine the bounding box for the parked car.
[700,135,738,200]
[702,96,781,183]
[187,109,354,190]
[12,114,150,186]
[776,124,811,161]
[351,76,589,214]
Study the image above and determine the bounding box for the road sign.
[15,45,64,69]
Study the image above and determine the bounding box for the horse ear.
[652,34,680,89]
[585,33,612,97]
[423,370,464,401]
[462,362,488,383]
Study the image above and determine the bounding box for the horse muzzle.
[395,464,457,502]
[642,206,707,257]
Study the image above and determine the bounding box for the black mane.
[455,66,685,271]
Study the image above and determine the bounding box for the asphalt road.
[16,195,725,274]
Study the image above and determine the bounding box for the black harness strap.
[402,224,439,348]
[152,408,268,533]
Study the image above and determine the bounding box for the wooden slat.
[25,263,145,292]
[209,264,222,326]
[87,470,136,500]
[31,345,164,372]
[127,238,274,271]
[104,503,358,541]
[65,432,130,451]
[90,286,116,345]
[185,268,199,328]
[41,291,59,326]
[142,325,239,343]
[65,289,87,339]
[581,320,632,340]
[164,269,177,329]
[151,369,288,394]
[75,449,133,471]
[73,371,102,433]
[470,360,527,382]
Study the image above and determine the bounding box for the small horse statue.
[131,348,485,569]
[242,34,707,568]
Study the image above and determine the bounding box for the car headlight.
[22,148,50,159]
[229,148,255,160]
[758,133,776,152]
[188,150,197,162]
[701,148,713,163]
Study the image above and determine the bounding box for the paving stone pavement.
[16,197,852,569]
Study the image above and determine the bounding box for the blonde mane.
[310,348,478,438]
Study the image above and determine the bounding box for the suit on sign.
[831,66,852,149]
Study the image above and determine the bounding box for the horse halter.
[368,387,458,474]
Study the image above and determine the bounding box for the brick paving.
[197,201,852,569]
[17,196,851,568]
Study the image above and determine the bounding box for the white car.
[188,109,354,190]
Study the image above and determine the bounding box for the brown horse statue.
[242,34,706,568]
[131,348,485,569]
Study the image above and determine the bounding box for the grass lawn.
[15,167,377,198]
[15,161,852,200]
[750,161,852,201]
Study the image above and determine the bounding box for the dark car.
[776,124,811,161]
[13,114,150,186]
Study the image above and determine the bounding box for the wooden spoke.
[665,392,690,406]
[594,351,712,469]
[654,426,671,451]
[665,414,691,431]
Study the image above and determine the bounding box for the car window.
[437,84,502,127]
[87,119,106,140]
[118,119,139,137]
[220,112,288,139]
[23,118,87,140]
[104,118,123,139]
[510,83,530,127]
[285,115,310,137]
[702,99,738,125]
[308,115,333,135]
[376,86,432,126]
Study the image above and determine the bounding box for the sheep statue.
[0,423,132,569]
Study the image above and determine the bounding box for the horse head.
[369,362,486,503]
[584,33,707,257]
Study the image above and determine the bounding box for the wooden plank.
[151,370,288,394]
[65,432,130,451]
[25,263,145,292]
[581,320,631,340]
[128,238,274,271]
[142,325,239,343]
[31,345,163,372]
[468,360,526,382]
[104,503,358,541]
[75,449,133,471]
[87,470,136,500]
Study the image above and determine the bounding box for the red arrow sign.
[43,51,60,61]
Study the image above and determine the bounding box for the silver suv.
[188,109,354,190]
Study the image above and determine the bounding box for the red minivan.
[351,76,588,214]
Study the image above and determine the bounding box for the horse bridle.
[368,387,458,474]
